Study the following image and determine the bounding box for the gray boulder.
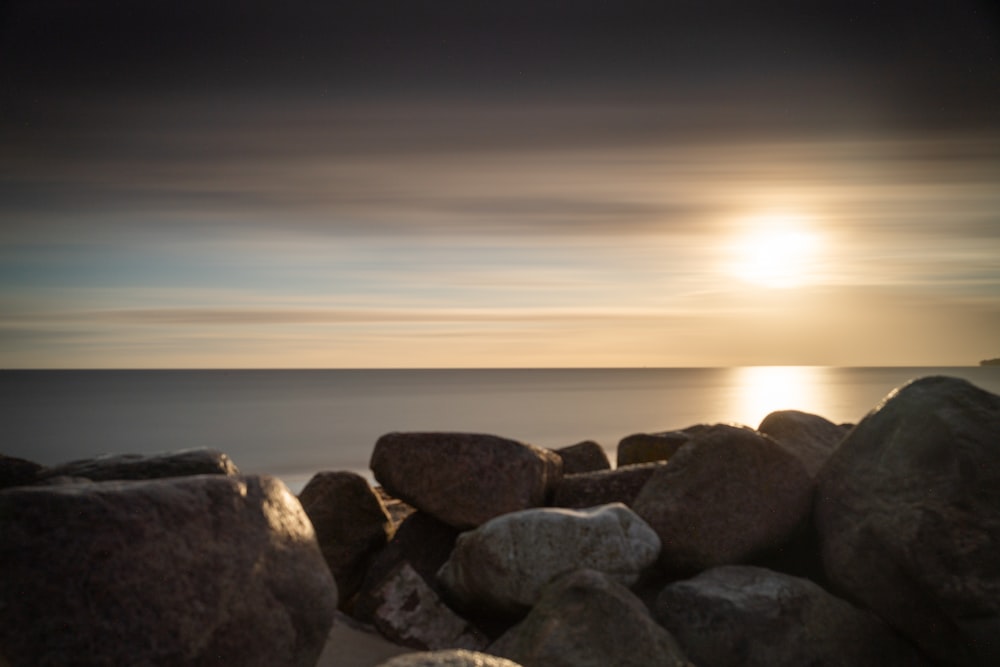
[438,503,659,616]
[0,474,337,666]
[488,569,691,667]
[815,376,1000,667]
[632,424,813,576]
[758,409,850,476]
[370,432,562,529]
[549,461,664,509]
[377,650,523,667]
[37,447,239,481]
[298,471,394,608]
[367,562,488,651]
[552,440,610,474]
[655,565,928,667]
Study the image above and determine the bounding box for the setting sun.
[729,213,822,289]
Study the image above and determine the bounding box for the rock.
[616,429,697,467]
[552,440,610,474]
[655,565,928,667]
[488,569,691,667]
[376,649,523,667]
[367,562,489,651]
[0,474,337,666]
[0,453,43,489]
[632,424,813,576]
[815,376,1000,667]
[298,471,394,607]
[37,447,240,482]
[370,432,563,529]
[758,409,849,476]
[355,511,461,624]
[549,461,665,509]
[438,503,660,616]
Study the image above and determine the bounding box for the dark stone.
[616,429,694,467]
[758,409,850,476]
[815,376,1000,667]
[370,432,562,529]
[549,462,665,509]
[0,474,337,666]
[376,650,523,667]
[0,453,43,489]
[655,565,928,667]
[37,447,240,482]
[488,569,692,667]
[632,424,813,576]
[298,471,394,608]
[552,441,610,474]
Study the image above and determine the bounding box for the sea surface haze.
[3,367,998,490]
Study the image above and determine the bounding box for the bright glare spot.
[731,366,825,428]
[729,213,821,288]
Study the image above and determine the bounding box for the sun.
[728,212,822,289]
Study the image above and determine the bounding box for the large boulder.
[0,474,337,666]
[655,565,928,667]
[549,462,664,509]
[370,432,562,529]
[758,409,850,476]
[616,428,702,467]
[376,650,523,667]
[552,440,610,474]
[488,569,691,667]
[632,424,813,576]
[36,447,240,481]
[0,453,43,489]
[438,503,659,616]
[366,562,488,651]
[298,471,394,607]
[815,376,1000,667]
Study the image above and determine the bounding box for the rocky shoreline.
[2,375,999,666]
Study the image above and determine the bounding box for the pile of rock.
[2,375,999,667]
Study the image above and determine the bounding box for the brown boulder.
[552,440,610,474]
[370,432,562,529]
[0,474,337,666]
[37,447,240,481]
[298,471,394,607]
[632,424,813,576]
[616,425,708,467]
[549,461,665,509]
[815,376,1000,667]
[758,409,850,476]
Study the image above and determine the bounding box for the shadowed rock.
[632,424,813,576]
[438,503,659,616]
[370,432,562,529]
[617,428,702,467]
[758,409,850,476]
[488,569,692,667]
[655,565,928,667]
[815,376,1000,667]
[549,461,665,509]
[0,453,43,489]
[298,470,394,608]
[0,474,337,666]
[552,440,610,474]
[37,447,240,482]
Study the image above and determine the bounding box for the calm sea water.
[3,367,999,490]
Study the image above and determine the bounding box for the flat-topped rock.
[370,432,562,529]
[0,474,337,666]
[36,447,240,482]
[549,461,665,509]
[552,440,611,474]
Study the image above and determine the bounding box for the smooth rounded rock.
[370,432,562,529]
[438,503,660,615]
[758,409,850,476]
[0,474,337,666]
[815,376,1000,667]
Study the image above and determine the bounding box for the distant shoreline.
[981,358,1000,367]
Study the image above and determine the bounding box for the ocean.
[3,367,999,491]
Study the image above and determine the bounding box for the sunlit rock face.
[815,376,1000,667]
[370,432,563,529]
[438,503,660,616]
[0,474,337,667]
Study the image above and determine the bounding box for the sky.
[2,1,999,368]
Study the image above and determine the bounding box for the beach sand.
[317,615,412,667]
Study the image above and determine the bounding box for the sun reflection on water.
[730,366,828,429]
